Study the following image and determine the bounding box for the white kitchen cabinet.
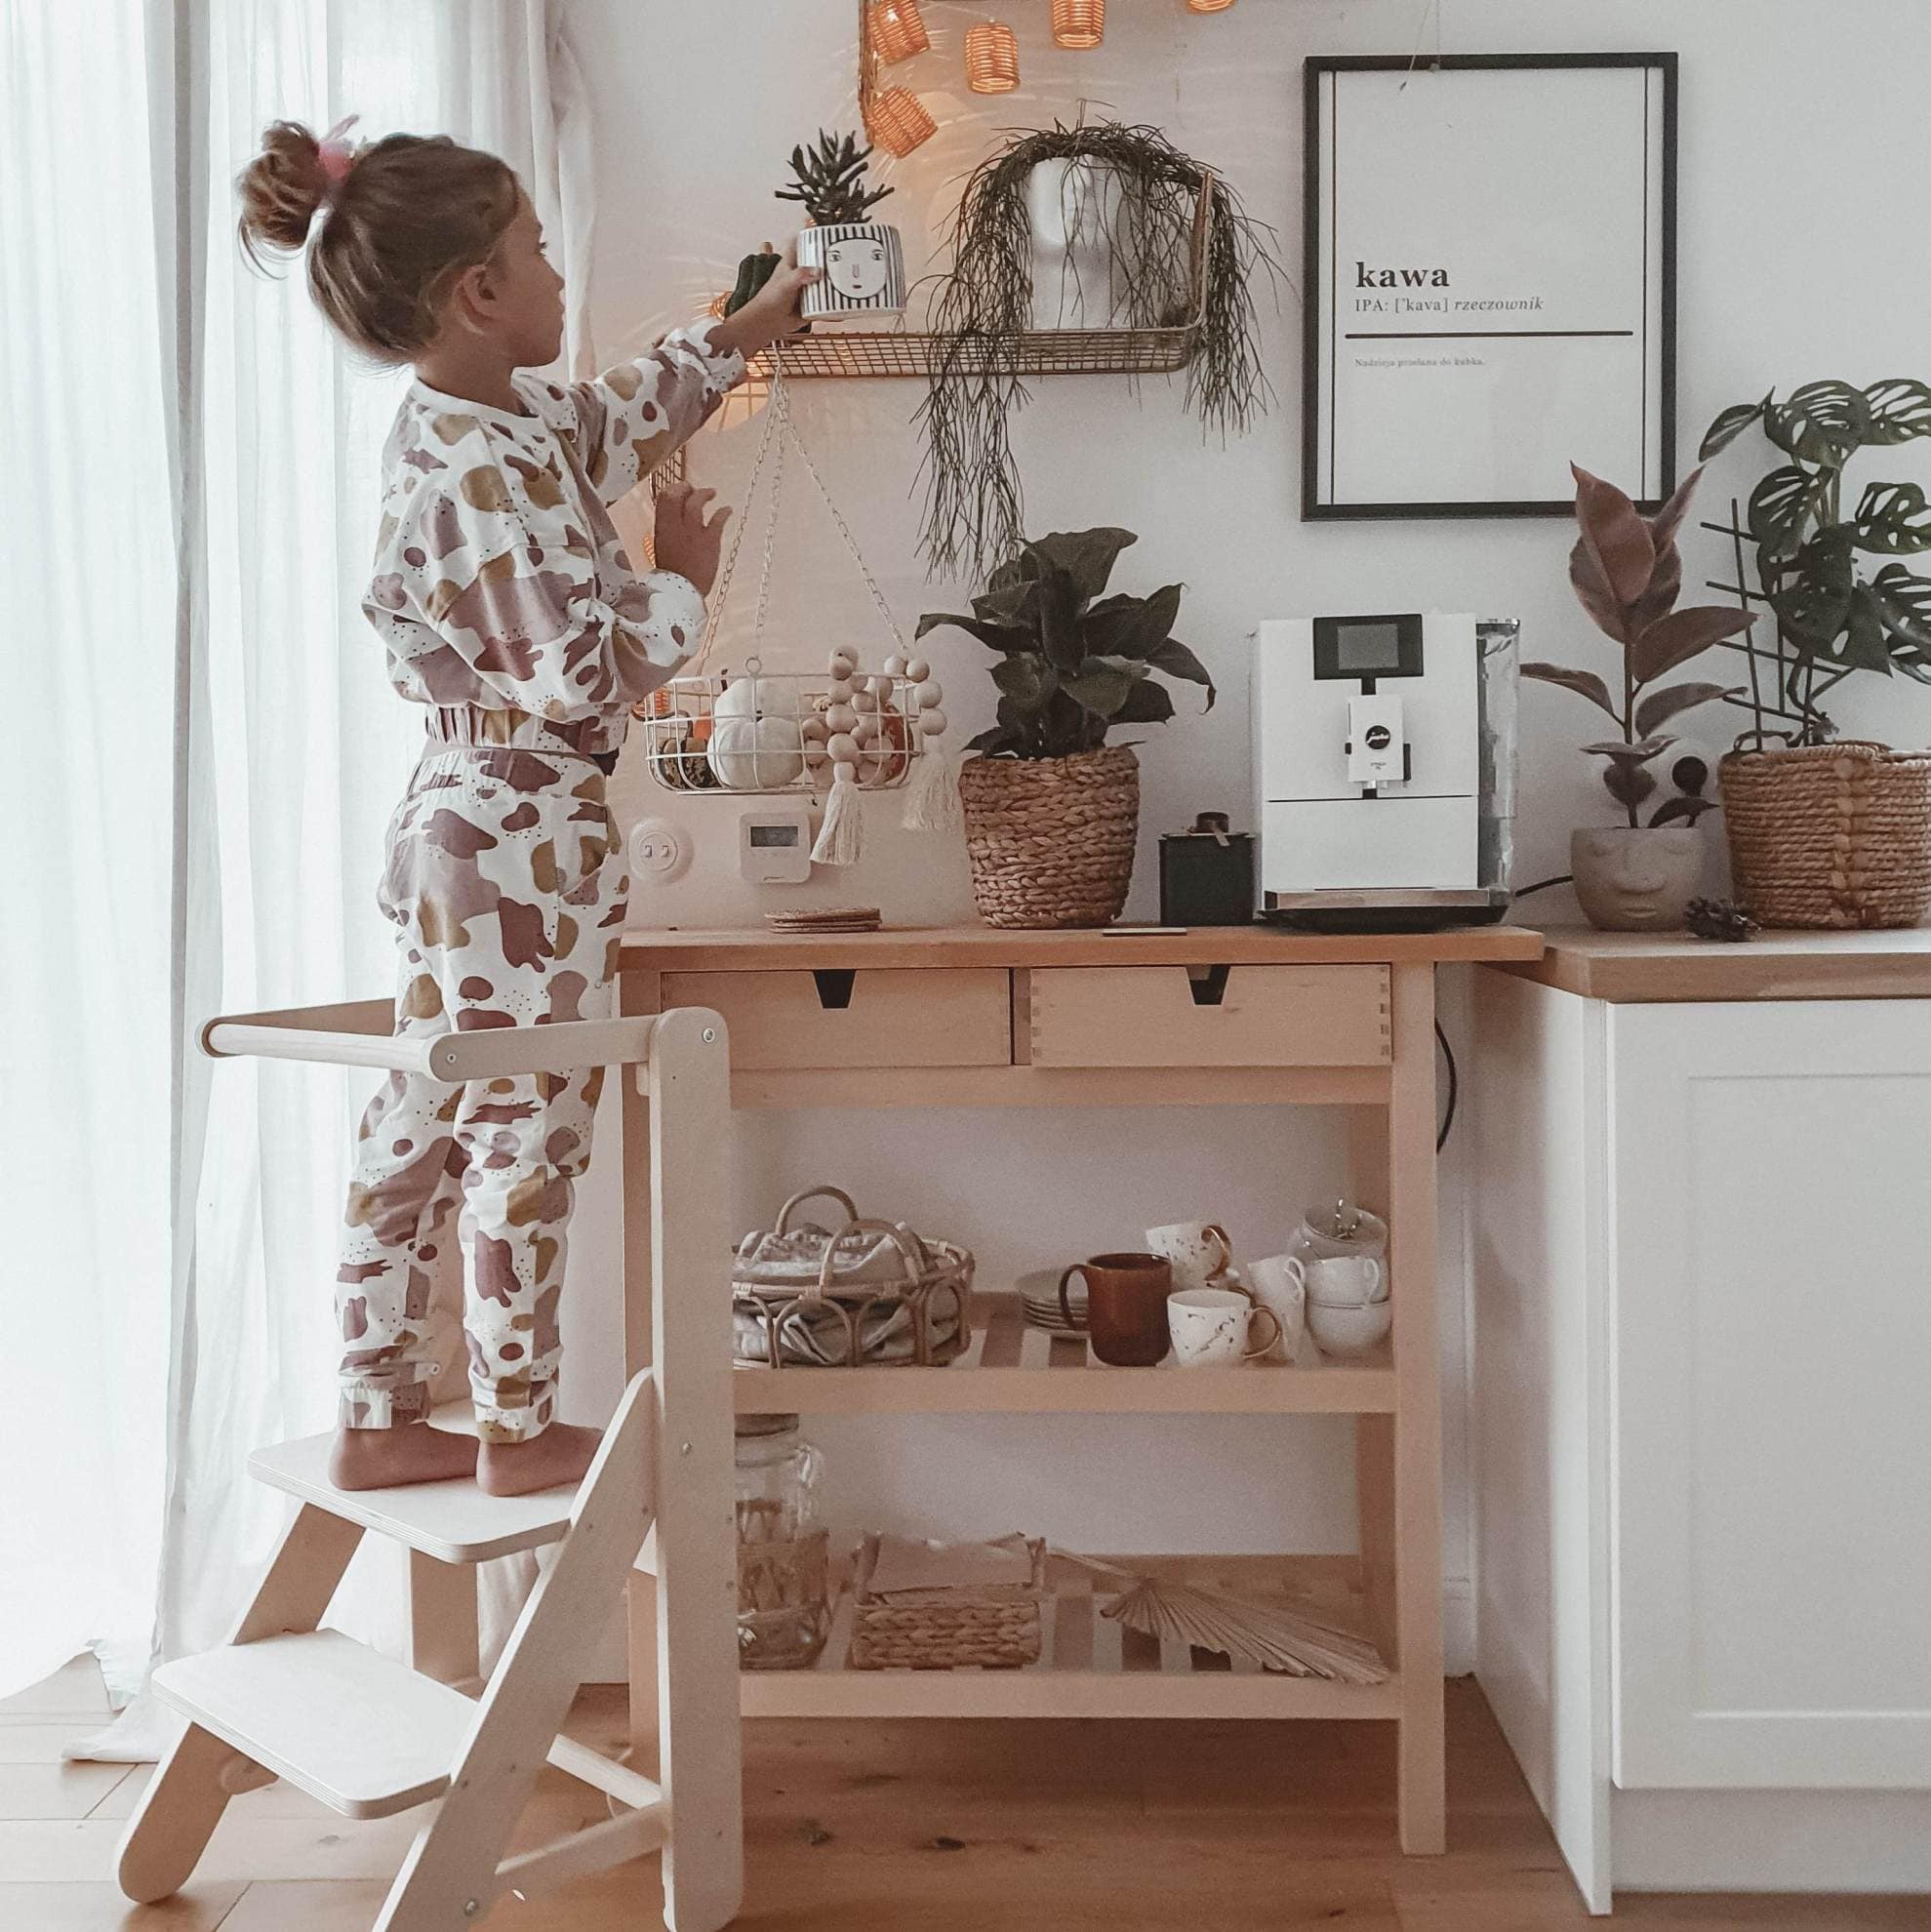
[1472,933,1931,1912]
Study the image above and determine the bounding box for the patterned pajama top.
[361,321,745,755]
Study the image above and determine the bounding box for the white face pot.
[1025,158,1130,330]
[1569,825,1705,932]
[795,222,906,322]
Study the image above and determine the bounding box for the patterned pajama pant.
[336,742,627,1442]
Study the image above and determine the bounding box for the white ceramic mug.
[1305,1254,1385,1307]
[1146,1221,1234,1293]
[1166,1287,1282,1367]
[1246,1253,1308,1363]
[1307,1296,1392,1358]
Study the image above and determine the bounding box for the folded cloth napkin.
[865,1532,1034,1596]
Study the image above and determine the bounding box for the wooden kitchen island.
[620,921,1543,1854]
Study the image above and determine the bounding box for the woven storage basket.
[848,1535,1047,1670]
[1720,742,1931,929]
[732,1187,974,1368]
[958,746,1140,929]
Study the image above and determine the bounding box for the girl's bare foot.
[329,1422,479,1491]
[477,1421,602,1497]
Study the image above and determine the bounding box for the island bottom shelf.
[738,1553,1398,1721]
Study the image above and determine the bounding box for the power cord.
[1513,872,1574,900]
[1435,1020,1457,1153]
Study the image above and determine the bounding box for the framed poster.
[1304,53,1676,520]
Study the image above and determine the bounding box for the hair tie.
[317,113,360,203]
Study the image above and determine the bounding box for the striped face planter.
[796,221,906,322]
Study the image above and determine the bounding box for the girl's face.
[463,192,566,367]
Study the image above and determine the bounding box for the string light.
[964,21,1021,93]
[1051,0,1105,48]
[865,85,937,157]
[867,0,930,65]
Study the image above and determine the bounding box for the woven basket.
[732,1187,974,1368]
[958,747,1139,929]
[1719,742,1931,929]
[848,1535,1046,1670]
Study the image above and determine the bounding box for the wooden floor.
[3,1660,1921,1930]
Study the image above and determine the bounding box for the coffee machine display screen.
[1312,613,1425,681]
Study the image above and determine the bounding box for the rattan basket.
[957,746,1140,929]
[848,1535,1047,1670]
[1719,742,1931,929]
[732,1187,974,1368]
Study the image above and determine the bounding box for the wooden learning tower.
[115,999,743,1930]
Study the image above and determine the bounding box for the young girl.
[237,120,813,1496]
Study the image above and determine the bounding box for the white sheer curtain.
[5,0,594,1737]
[2,0,183,1707]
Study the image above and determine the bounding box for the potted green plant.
[1525,464,1756,931]
[1699,378,1931,927]
[916,527,1215,928]
[778,130,905,324]
[919,122,1279,578]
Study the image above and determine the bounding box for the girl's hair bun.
[237,120,330,264]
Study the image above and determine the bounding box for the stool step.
[250,1431,575,1562]
[153,1631,471,1818]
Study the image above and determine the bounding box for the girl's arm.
[370,462,704,717]
[563,254,816,505]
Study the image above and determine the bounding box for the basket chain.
[697,353,904,673]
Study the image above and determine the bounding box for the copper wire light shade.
[964,21,1020,93]
[1186,0,1237,12]
[865,84,937,157]
[1051,0,1105,48]
[867,0,930,64]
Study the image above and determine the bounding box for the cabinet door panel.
[1611,1000,1931,1789]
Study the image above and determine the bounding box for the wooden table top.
[620,922,1546,972]
[1491,925,1931,1001]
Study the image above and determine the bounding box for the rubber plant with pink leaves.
[1524,464,1756,930]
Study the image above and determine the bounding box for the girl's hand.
[653,482,731,597]
[712,240,820,358]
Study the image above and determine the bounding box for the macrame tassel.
[902,741,959,832]
[813,758,865,866]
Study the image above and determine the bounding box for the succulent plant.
[917,527,1214,760]
[776,130,893,226]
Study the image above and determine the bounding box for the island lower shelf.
[739,1554,1398,1721]
[732,1293,1396,1416]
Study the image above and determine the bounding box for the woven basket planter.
[957,746,1140,929]
[1719,741,1931,929]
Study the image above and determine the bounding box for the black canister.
[1158,812,1256,926]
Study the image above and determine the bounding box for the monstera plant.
[1697,377,1931,929]
[1701,377,1931,745]
[1526,464,1755,931]
[917,527,1215,928]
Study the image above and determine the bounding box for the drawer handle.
[811,968,858,1011]
[1187,964,1233,1008]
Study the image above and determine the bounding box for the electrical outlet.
[629,817,692,884]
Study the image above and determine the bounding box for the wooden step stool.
[116,1001,742,1931]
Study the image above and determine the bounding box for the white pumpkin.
[707,713,805,789]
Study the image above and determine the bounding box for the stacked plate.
[1015,1268,1088,1335]
[764,906,883,935]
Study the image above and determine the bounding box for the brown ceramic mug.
[1061,1253,1174,1366]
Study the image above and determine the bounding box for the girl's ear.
[447,260,496,337]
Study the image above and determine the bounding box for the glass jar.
[734,1414,830,1670]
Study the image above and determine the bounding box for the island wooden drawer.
[1021,965,1391,1067]
[659,968,1013,1070]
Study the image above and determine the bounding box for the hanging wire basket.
[635,356,942,801]
[638,664,923,795]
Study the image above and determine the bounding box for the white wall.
[557,0,1931,1664]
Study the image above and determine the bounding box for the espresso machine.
[1250,612,1517,930]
